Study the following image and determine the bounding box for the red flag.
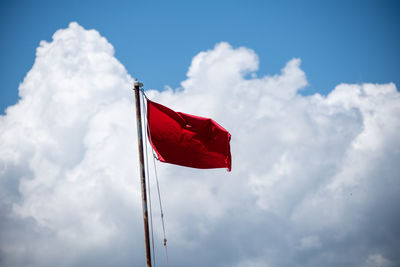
[147,99,231,171]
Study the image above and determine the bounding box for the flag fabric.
[146,99,231,171]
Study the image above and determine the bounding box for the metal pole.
[133,80,152,267]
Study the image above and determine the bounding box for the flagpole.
[133,80,152,267]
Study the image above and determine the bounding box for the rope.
[152,154,170,267]
[141,89,170,267]
[141,90,156,266]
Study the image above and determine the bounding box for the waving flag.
[147,99,231,171]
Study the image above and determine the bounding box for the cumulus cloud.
[1,22,399,267]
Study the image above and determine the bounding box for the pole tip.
[134,80,144,88]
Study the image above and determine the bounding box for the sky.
[1,1,400,267]
[1,0,400,114]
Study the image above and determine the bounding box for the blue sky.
[1,1,400,267]
[1,0,399,114]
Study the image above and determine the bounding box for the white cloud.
[1,22,399,267]
[365,254,393,267]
